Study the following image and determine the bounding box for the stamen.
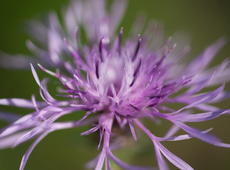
[129,77,136,87]
[118,27,124,55]
[156,55,166,67]
[133,59,142,78]
[130,59,142,87]
[132,35,142,61]
[129,104,140,111]
[95,61,99,79]
[150,55,166,73]
[99,38,104,62]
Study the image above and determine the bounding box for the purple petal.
[153,142,169,170]
[0,115,34,137]
[81,126,99,136]
[107,150,153,170]
[154,141,194,170]
[163,125,180,138]
[0,52,36,69]
[19,131,50,170]
[109,0,127,34]
[48,13,63,65]
[0,131,29,149]
[0,111,21,122]
[162,128,213,142]
[173,85,224,114]
[186,38,226,74]
[95,149,106,170]
[105,157,111,170]
[173,121,230,148]
[172,109,230,122]
[30,63,43,89]
[0,98,44,108]
[129,122,137,141]
[13,128,43,147]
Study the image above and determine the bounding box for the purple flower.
[0,0,230,170]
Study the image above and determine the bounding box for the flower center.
[100,56,123,85]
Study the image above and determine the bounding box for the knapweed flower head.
[0,0,230,170]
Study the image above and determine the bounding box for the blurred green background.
[0,0,230,169]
